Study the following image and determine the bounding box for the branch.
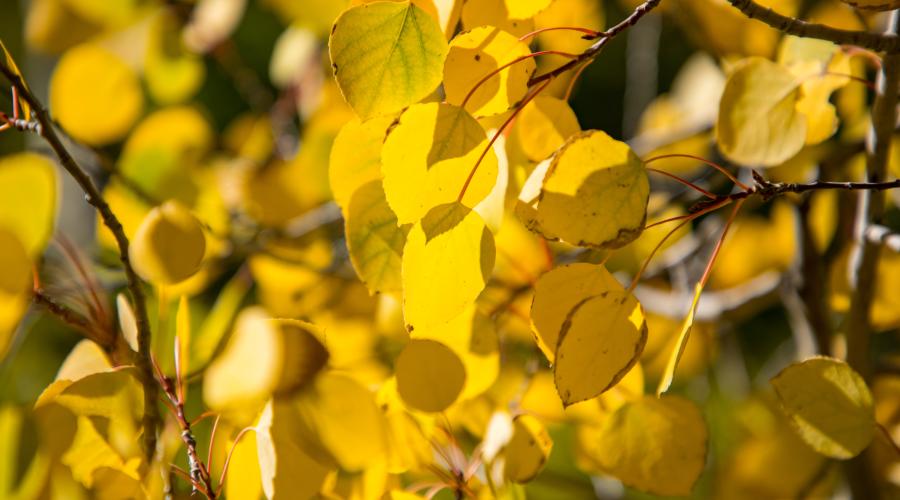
[0,60,160,459]
[846,11,900,384]
[528,0,663,86]
[726,0,900,53]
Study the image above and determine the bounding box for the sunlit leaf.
[444,26,535,117]
[461,0,535,37]
[401,202,495,331]
[129,200,207,285]
[288,372,388,470]
[329,1,448,119]
[524,130,649,249]
[0,153,57,256]
[381,102,498,224]
[516,96,581,162]
[771,357,875,459]
[530,263,622,363]
[203,309,329,410]
[257,400,330,499]
[329,116,395,212]
[49,42,142,145]
[554,289,647,406]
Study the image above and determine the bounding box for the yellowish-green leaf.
[0,153,57,256]
[288,372,388,470]
[329,116,395,211]
[225,430,262,500]
[50,42,143,145]
[530,263,622,363]
[656,282,702,396]
[444,26,535,117]
[203,309,329,410]
[516,96,581,161]
[593,395,708,496]
[554,290,647,406]
[346,180,408,294]
[503,414,552,482]
[145,11,205,104]
[130,200,207,285]
[329,1,448,119]
[401,202,495,331]
[175,295,191,385]
[525,130,649,249]
[771,356,875,459]
[716,57,806,167]
[382,102,498,224]
[257,400,330,500]
[395,338,466,412]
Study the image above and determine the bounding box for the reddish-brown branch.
[518,26,601,43]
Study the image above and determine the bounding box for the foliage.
[1,0,900,499]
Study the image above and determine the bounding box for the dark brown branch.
[528,0,663,86]
[0,59,160,459]
[726,0,900,53]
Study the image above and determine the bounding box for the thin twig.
[0,59,160,459]
[726,0,900,53]
[528,0,663,86]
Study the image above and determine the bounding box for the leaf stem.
[645,153,750,191]
[461,50,578,109]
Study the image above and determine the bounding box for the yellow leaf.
[515,96,580,162]
[503,414,552,482]
[534,0,603,56]
[461,0,535,37]
[593,395,707,496]
[395,338,466,412]
[55,340,111,383]
[203,309,329,410]
[502,0,552,19]
[413,305,499,399]
[554,290,647,406]
[642,313,715,384]
[192,267,252,371]
[145,11,205,104]
[225,430,262,500]
[444,26,535,117]
[49,43,143,145]
[288,372,388,470]
[656,282,702,396]
[345,181,408,295]
[0,229,31,360]
[526,130,649,249]
[0,153,57,256]
[175,295,191,384]
[257,400,330,500]
[381,102,498,224]
[329,1,448,119]
[130,200,207,286]
[116,294,139,352]
[530,263,622,363]
[329,116,395,212]
[376,379,434,473]
[401,203,495,331]
[771,356,875,459]
[716,57,807,166]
